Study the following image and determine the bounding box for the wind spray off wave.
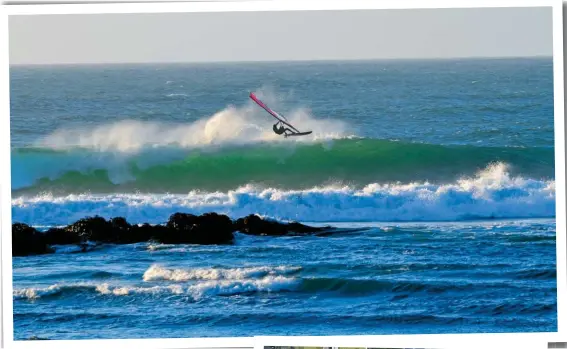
[35,100,348,152]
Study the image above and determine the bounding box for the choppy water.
[10,58,557,339]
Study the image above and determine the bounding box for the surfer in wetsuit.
[273,121,294,136]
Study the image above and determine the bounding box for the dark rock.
[160,212,196,243]
[235,214,328,236]
[162,212,234,244]
[189,212,234,244]
[13,212,346,258]
[44,227,81,245]
[12,223,54,256]
[130,223,160,243]
[166,212,199,231]
[111,217,131,232]
[109,217,139,244]
[64,216,114,243]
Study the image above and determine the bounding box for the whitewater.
[11,162,556,225]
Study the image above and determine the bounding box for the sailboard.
[249,92,312,137]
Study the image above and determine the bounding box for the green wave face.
[12,138,555,194]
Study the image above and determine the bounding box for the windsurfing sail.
[249,93,288,121]
[249,92,302,134]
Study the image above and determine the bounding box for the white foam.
[147,243,176,252]
[13,284,63,300]
[142,264,301,282]
[13,283,186,300]
[143,264,302,299]
[12,163,556,225]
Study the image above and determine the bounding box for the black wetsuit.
[273,123,285,135]
[273,123,292,136]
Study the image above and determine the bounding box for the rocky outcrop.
[12,212,359,256]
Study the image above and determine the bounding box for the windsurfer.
[273,121,293,136]
[249,92,311,137]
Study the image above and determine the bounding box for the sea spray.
[33,99,349,152]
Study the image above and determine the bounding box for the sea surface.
[10,58,557,339]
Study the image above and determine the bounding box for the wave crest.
[12,138,554,194]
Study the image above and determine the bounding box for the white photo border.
[253,332,564,349]
[1,1,564,349]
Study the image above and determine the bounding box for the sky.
[9,7,553,65]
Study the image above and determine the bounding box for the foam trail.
[12,163,556,225]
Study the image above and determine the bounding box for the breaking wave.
[12,139,553,194]
[11,101,354,193]
[12,163,556,225]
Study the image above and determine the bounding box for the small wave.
[143,264,302,282]
[13,283,185,300]
[13,283,100,300]
[512,269,556,280]
[14,276,298,300]
[14,285,64,300]
[165,93,188,97]
[14,268,553,302]
[299,275,545,296]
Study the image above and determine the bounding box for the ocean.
[10,58,557,339]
